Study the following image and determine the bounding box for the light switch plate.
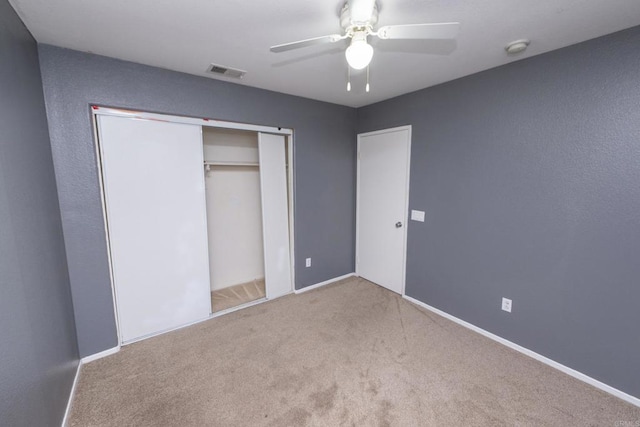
[411,210,425,222]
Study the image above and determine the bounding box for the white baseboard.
[294,273,356,294]
[402,295,640,408]
[81,346,120,364]
[61,361,81,427]
[62,345,118,426]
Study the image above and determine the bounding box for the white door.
[357,126,411,294]
[258,133,293,299]
[98,115,212,343]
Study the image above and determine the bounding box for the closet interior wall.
[202,127,265,307]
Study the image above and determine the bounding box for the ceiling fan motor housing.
[340,1,379,30]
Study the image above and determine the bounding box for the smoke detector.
[505,39,530,55]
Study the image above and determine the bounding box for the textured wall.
[0,2,79,425]
[357,25,640,398]
[38,45,357,357]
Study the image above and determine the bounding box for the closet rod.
[204,161,259,167]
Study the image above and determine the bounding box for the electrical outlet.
[501,298,512,313]
[305,258,311,268]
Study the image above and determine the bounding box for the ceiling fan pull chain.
[366,65,370,93]
[347,66,352,92]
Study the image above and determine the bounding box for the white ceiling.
[9,0,640,107]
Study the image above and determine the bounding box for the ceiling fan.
[270,0,460,91]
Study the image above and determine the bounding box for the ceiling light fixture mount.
[505,39,530,55]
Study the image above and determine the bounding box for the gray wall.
[38,45,357,357]
[357,26,640,398]
[0,2,79,425]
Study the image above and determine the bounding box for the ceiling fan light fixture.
[345,32,373,70]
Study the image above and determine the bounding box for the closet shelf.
[204,161,259,167]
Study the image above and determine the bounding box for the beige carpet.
[211,278,265,313]
[68,277,640,426]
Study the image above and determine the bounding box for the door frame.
[91,106,296,346]
[356,125,412,296]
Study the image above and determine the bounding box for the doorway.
[356,126,411,295]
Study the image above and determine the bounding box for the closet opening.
[202,128,266,313]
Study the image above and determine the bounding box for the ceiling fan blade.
[377,22,460,40]
[348,0,376,24]
[270,34,344,53]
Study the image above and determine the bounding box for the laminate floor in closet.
[211,279,266,312]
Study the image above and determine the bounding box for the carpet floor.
[211,278,266,313]
[68,277,640,426]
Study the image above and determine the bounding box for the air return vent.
[206,63,246,79]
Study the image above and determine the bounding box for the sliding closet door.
[98,115,211,343]
[258,133,293,299]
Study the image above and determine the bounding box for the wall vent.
[206,63,246,79]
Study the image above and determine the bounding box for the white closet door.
[258,133,293,299]
[98,115,211,343]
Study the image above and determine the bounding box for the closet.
[203,128,265,312]
[95,108,293,344]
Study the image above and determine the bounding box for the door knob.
[396,222,403,228]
